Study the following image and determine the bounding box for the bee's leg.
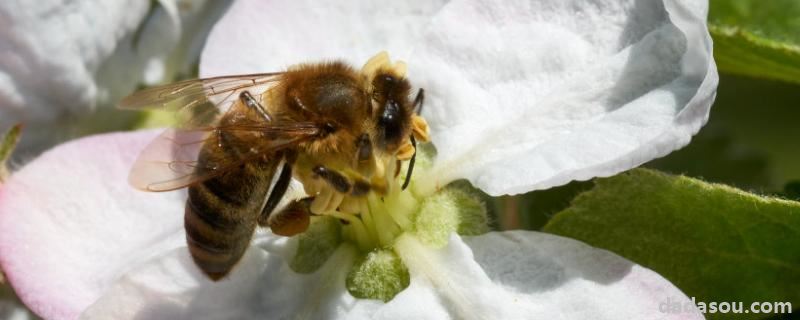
[397,109,428,190]
[395,108,429,161]
[312,165,375,196]
[312,165,352,194]
[216,129,224,148]
[412,88,425,114]
[258,158,293,226]
[239,91,272,122]
[267,197,314,236]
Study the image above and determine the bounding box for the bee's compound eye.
[379,100,403,147]
[380,101,399,124]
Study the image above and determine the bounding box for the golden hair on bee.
[120,52,429,280]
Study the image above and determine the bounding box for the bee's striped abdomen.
[185,129,277,280]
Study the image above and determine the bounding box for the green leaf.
[544,169,800,320]
[709,0,800,84]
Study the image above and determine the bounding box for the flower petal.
[390,232,702,319]
[0,1,228,156]
[80,237,364,320]
[0,130,308,319]
[82,231,699,319]
[409,0,718,196]
[461,232,702,319]
[199,0,448,77]
[0,130,186,319]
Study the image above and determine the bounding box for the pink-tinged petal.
[0,130,186,319]
[408,0,718,196]
[199,0,448,77]
[82,231,700,319]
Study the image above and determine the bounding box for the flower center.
[327,165,421,251]
[288,142,490,301]
[284,52,489,301]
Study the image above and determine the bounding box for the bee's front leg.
[312,166,351,193]
[309,165,376,214]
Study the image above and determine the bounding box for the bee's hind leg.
[258,157,293,226]
[267,197,314,236]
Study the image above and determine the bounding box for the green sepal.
[346,249,410,302]
[289,216,342,274]
[412,182,489,248]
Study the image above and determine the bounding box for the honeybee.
[121,52,429,280]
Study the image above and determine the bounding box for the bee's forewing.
[128,123,321,192]
[119,73,283,129]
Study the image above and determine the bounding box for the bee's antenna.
[401,135,417,190]
[413,88,425,114]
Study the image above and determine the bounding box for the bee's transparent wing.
[122,72,321,192]
[129,122,320,192]
[119,73,283,129]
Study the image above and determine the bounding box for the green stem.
[0,124,23,182]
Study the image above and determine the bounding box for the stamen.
[327,211,372,251]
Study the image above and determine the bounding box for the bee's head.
[370,72,413,154]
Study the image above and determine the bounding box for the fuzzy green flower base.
[346,250,410,302]
[287,145,489,301]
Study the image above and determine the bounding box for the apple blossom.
[0,0,717,319]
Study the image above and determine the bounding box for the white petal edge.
[81,232,700,319]
[199,0,449,77]
[200,0,718,197]
[408,0,718,196]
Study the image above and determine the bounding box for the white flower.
[0,0,716,319]
[0,0,229,156]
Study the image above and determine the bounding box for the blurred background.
[1,0,798,319]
